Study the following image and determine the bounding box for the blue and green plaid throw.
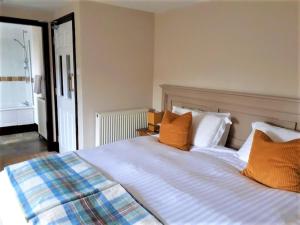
[5,153,161,225]
[31,184,160,225]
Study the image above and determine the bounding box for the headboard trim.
[161,84,300,149]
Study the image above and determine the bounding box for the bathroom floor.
[0,132,54,170]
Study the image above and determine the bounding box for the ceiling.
[0,0,70,12]
[96,0,202,13]
[0,0,203,13]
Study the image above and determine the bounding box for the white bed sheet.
[78,136,300,225]
[0,166,28,225]
[0,136,299,225]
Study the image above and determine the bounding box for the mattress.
[1,136,299,225]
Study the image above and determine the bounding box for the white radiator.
[95,108,148,146]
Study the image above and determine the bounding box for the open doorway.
[51,13,78,153]
[0,17,53,169]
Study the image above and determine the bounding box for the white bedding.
[1,136,299,225]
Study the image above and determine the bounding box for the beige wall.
[298,2,300,99]
[153,1,299,110]
[2,1,299,148]
[43,1,154,149]
[0,5,52,21]
[53,2,154,149]
[78,1,154,148]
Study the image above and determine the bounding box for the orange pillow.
[159,111,192,151]
[242,130,300,193]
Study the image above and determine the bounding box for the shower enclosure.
[0,22,43,128]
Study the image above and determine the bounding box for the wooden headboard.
[161,85,300,149]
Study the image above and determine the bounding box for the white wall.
[0,23,32,108]
[0,22,44,128]
[0,4,54,138]
[153,1,299,110]
[30,26,44,124]
[0,23,26,76]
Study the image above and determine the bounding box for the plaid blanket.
[5,153,160,225]
[30,184,160,225]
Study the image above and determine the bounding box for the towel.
[34,75,42,94]
[41,76,46,98]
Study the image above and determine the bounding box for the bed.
[1,85,299,225]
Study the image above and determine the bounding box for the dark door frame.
[51,13,79,150]
[0,16,56,149]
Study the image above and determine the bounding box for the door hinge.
[52,22,59,30]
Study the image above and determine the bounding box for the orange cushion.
[242,130,300,193]
[159,111,192,151]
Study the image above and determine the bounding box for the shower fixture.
[13,30,30,77]
[13,38,26,49]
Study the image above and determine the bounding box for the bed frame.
[161,85,300,149]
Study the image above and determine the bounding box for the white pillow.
[172,106,203,141]
[238,121,300,162]
[208,112,232,146]
[172,106,201,117]
[171,106,232,147]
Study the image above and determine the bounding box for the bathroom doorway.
[0,17,54,168]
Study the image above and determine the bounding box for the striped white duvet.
[0,136,299,225]
[78,136,299,225]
